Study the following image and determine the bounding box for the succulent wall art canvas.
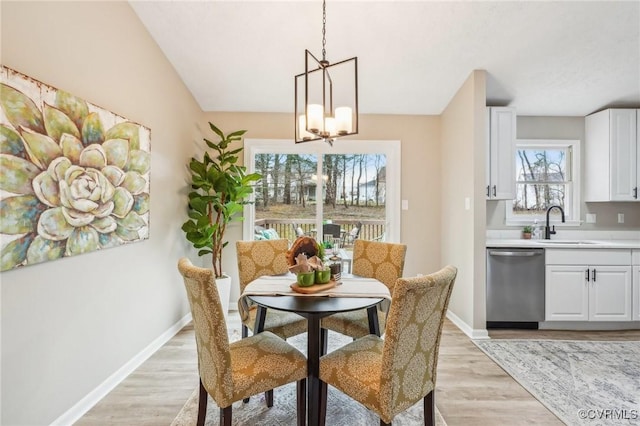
[0,66,151,272]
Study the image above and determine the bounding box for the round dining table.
[247,294,383,426]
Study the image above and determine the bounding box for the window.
[506,139,580,225]
[243,139,401,244]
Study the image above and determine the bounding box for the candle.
[335,106,352,135]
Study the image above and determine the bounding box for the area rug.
[172,331,447,425]
[473,339,640,426]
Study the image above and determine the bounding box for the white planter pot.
[216,274,231,320]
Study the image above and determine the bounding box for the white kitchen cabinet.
[486,107,516,200]
[585,109,639,201]
[545,249,632,321]
[546,265,589,320]
[633,250,640,321]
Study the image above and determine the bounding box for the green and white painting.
[0,66,150,272]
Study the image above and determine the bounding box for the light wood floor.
[77,314,640,425]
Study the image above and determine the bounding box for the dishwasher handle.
[488,250,542,257]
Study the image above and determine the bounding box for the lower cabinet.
[545,249,633,322]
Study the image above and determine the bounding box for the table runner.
[242,275,391,299]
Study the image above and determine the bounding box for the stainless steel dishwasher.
[486,248,545,328]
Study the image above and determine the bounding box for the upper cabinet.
[585,109,639,201]
[486,107,516,200]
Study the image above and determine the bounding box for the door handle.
[585,269,590,282]
[493,185,497,197]
[486,185,490,197]
[592,268,596,282]
[488,251,540,257]
[634,187,638,199]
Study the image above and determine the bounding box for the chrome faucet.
[544,205,565,239]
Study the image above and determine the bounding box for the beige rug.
[172,384,447,426]
[172,330,447,425]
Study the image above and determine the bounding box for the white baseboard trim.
[540,320,640,330]
[50,312,193,426]
[446,309,490,340]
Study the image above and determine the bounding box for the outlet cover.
[618,213,624,223]
[586,213,596,223]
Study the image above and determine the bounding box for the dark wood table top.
[248,294,381,316]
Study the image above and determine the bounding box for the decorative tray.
[290,280,338,294]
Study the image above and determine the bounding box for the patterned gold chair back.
[177,258,233,405]
[236,239,289,294]
[378,266,457,420]
[352,239,407,293]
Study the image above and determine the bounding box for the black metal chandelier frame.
[294,1,359,145]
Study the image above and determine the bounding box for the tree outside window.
[507,140,580,225]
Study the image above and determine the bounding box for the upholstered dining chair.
[320,239,407,339]
[319,265,457,426]
[178,258,308,426]
[236,239,307,339]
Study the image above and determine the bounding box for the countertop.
[486,239,640,249]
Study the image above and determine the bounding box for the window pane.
[254,154,317,241]
[321,154,386,243]
[513,183,567,214]
[516,149,567,183]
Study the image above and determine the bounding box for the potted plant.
[181,122,261,313]
[522,225,533,240]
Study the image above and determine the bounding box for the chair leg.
[296,378,306,426]
[241,326,250,403]
[320,327,328,356]
[319,380,327,426]
[424,390,435,426]
[265,389,274,407]
[219,405,232,426]
[197,379,208,426]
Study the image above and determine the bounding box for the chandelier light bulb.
[324,117,337,137]
[306,104,324,133]
[335,106,352,135]
[298,115,314,140]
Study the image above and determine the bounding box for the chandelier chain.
[321,0,327,61]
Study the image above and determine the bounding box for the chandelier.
[294,0,359,146]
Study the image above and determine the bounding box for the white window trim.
[243,139,402,242]
[505,139,581,226]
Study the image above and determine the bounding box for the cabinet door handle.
[585,269,590,282]
[634,187,638,199]
[486,185,490,197]
[492,185,497,197]
[592,268,596,282]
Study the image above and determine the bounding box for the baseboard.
[50,312,193,426]
[446,309,490,340]
[540,320,640,330]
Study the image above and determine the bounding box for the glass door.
[244,139,400,251]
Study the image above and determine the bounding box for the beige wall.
[1,2,202,424]
[487,116,640,230]
[440,70,487,334]
[202,112,443,295]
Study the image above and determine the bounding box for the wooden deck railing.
[254,218,385,244]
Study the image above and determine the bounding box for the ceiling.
[130,1,640,117]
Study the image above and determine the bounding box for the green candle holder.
[296,271,316,287]
[315,268,331,284]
